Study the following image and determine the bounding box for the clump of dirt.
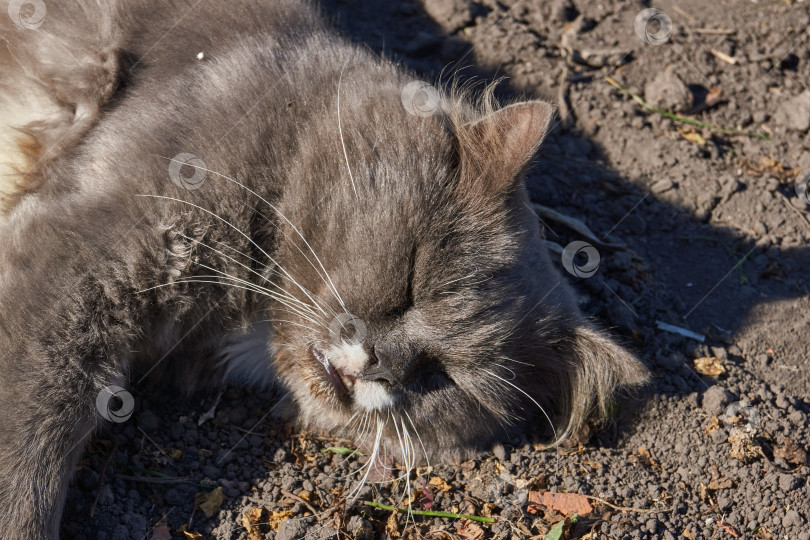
[64,0,809,538]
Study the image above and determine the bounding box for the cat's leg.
[0,240,133,539]
[0,341,128,540]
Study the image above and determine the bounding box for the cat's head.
[269,80,647,462]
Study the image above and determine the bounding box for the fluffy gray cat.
[0,0,647,537]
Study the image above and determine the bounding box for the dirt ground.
[62,0,810,538]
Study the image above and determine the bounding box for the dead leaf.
[773,437,808,466]
[728,430,761,462]
[707,465,735,490]
[528,491,593,516]
[683,528,696,539]
[266,510,294,531]
[193,486,225,518]
[754,526,774,540]
[456,519,485,540]
[428,476,452,492]
[705,87,722,107]
[404,488,424,508]
[385,510,400,538]
[739,156,797,182]
[722,523,741,538]
[680,128,707,145]
[241,508,265,540]
[148,525,171,540]
[543,514,579,540]
[424,533,454,540]
[698,482,709,502]
[581,460,603,471]
[178,524,203,539]
[631,446,663,472]
[694,356,726,376]
[708,477,734,490]
[419,488,434,510]
[705,416,720,434]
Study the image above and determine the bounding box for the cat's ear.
[457,101,555,194]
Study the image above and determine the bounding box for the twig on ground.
[774,190,810,229]
[694,28,736,35]
[557,65,575,131]
[118,466,207,488]
[280,488,320,517]
[364,501,496,523]
[117,474,190,485]
[531,203,627,249]
[672,5,697,22]
[656,321,706,342]
[710,49,738,65]
[321,446,364,457]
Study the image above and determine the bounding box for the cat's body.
[0,1,646,538]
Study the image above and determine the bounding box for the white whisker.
[336,62,359,199]
[481,368,559,444]
[403,410,430,472]
[196,262,320,317]
[157,157,349,315]
[137,194,331,318]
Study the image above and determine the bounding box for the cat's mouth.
[309,345,355,397]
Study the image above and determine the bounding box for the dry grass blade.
[605,77,771,140]
[531,203,626,249]
[364,501,496,523]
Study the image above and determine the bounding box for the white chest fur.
[217,322,276,390]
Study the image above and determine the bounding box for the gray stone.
[774,90,810,131]
[277,519,309,540]
[784,509,804,528]
[651,178,675,193]
[798,150,810,171]
[701,385,733,416]
[778,474,800,491]
[644,70,692,112]
[423,0,474,32]
[710,427,728,444]
[347,516,374,540]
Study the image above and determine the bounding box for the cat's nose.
[357,342,413,386]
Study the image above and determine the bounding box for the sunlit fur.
[0,0,647,538]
